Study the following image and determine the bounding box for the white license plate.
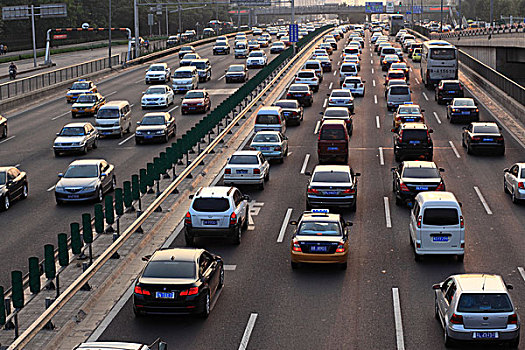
[473,332,498,339]
[156,291,175,299]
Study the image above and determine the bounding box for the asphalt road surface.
[0,35,275,288]
[97,31,525,349]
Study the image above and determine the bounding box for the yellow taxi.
[66,79,98,103]
[411,48,422,62]
[290,209,352,270]
[392,103,425,128]
[71,93,106,118]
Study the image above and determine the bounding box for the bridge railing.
[427,24,525,39]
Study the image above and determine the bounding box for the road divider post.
[28,257,40,295]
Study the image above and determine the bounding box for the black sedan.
[285,84,313,107]
[0,166,28,211]
[392,161,445,206]
[447,98,479,123]
[133,248,223,318]
[435,80,464,104]
[135,112,176,144]
[273,99,303,125]
[0,115,6,138]
[462,122,505,155]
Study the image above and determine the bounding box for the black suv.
[392,123,434,162]
[435,80,464,104]
[392,161,445,206]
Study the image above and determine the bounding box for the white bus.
[420,40,458,87]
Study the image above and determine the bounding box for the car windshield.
[192,198,230,212]
[290,85,308,92]
[250,52,263,57]
[141,115,165,125]
[454,99,475,107]
[298,72,315,78]
[402,167,440,178]
[253,133,279,142]
[174,71,193,78]
[473,125,499,133]
[229,155,259,164]
[390,86,409,95]
[312,171,351,183]
[324,109,349,117]
[331,91,351,97]
[298,221,341,236]
[190,62,207,69]
[64,164,98,178]
[398,106,420,114]
[422,208,458,225]
[96,108,119,119]
[60,127,85,136]
[389,72,406,80]
[142,261,196,279]
[457,293,513,313]
[76,95,97,103]
[341,65,356,72]
[71,83,89,90]
[320,128,345,140]
[228,66,244,72]
[185,91,204,99]
[0,172,5,185]
[149,66,165,71]
[145,87,165,95]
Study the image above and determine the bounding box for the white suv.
[184,186,249,246]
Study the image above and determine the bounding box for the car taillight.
[472,136,481,141]
[180,287,199,296]
[292,239,302,252]
[359,84,363,87]
[450,313,463,325]
[286,93,292,98]
[460,215,464,228]
[342,188,355,194]
[253,168,261,174]
[274,146,281,151]
[496,136,504,141]
[307,188,320,194]
[134,286,151,296]
[306,92,311,96]
[518,182,524,189]
[436,182,445,191]
[225,168,231,174]
[342,84,347,87]
[249,147,256,150]
[336,241,346,253]
[400,182,410,192]
[230,212,237,225]
[329,99,334,103]
[475,109,479,112]
[417,215,422,228]
[508,313,518,325]
[184,211,192,224]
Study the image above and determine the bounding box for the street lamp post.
[134,0,139,59]
[490,0,493,27]
[440,0,443,32]
[108,0,112,68]
[291,0,295,54]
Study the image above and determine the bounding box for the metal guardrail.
[409,28,525,106]
[0,55,119,101]
[7,25,333,350]
[434,25,525,39]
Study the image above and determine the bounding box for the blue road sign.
[406,11,411,15]
[413,5,422,14]
[365,2,383,13]
[289,23,298,42]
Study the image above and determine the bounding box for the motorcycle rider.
[8,62,17,79]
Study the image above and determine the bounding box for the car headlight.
[83,186,96,191]
[135,131,142,135]
[156,130,165,135]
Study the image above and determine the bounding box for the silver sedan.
[504,163,525,203]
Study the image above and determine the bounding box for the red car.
[181,90,211,115]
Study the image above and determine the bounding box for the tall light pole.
[440,0,443,32]
[166,6,169,35]
[489,0,493,27]
[108,0,112,68]
[134,0,139,59]
[291,0,295,54]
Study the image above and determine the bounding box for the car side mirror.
[429,129,434,133]
[56,132,60,136]
[432,283,441,290]
[507,284,514,290]
[189,194,194,199]
[319,112,323,115]
[462,127,467,130]
[391,128,396,132]
[458,201,463,207]
[503,168,509,173]
[136,121,141,125]
[305,171,311,176]
[407,202,414,208]
[58,173,63,178]
[243,195,250,201]
[141,254,152,262]
[326,93,330,97]
[391,167,396,172]
[158,341,168,350]
[355,172,361,176]
[289,221,298,225]
[345,222,353,227]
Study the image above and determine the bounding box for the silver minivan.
[254,107,286,133]
[409,191,465,261]
[95,100,132,138]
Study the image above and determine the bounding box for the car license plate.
[432,235,449,242]
[327,147,338,151]
[409,140,421,144]
[448,91,456,93]
[189,107,196,110]
[68,195,80,199]
[405,118,414,122]
[324,191,338,195]
[203,220,217,225]
[155,292,175,299]
[260,147,270,150]
[416,186,428,191]
[144,135,153,139]
[310,245,328,252]
[237,170,248,174]
[462,111,470,115]
[473,332,498,339]
[294,94,302,97]
[483,138,493,142]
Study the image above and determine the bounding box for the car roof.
[69,159,104,166]
[417,191,457,203]
[300,211,341,222]
[191,59,209,63]
[313,164,351,172]
[63,122,90,128]
[143,112,169,117]
[151,248,202,263]
[185,89,206,93]
[290,83,309,89]
[453,274,508,293]
[325,107,349,112]
[254,130,281,136]
[452,98,474,103]
[195,186,234,198]
[402,161,437,169]
[471,122,497,127]
[258,106,281,113]
[298,69,316,74]
[175,66,197,71]
[232,150,260,156]
[321,119,345,126]
[75,342,147,350]
[0,166,15,172]
[150,63,167,67]
[331,89,351,94]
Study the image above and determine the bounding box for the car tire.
[199,291,210,319]
[512,190,520,204]
[508,335,520,349]
[467,144,472,155]
[395,195,402,206]
[444,328,453,348]
[264,170,269,182]
[258,181,264,190]
[185,233,195,247]
[395,154,401,162]
[414,249,421,262]
[21,183,28,199]
[350,200,357,212]
[291,261,299,269]
[434,298,440,320]
[306,200,312,211]
[339,261,347,270]
[82,145,88,155]
[110,177,116,192]
[504,180,510,194]
[163,133,169,143]
[1,195,9,211]
[133,306,145,318]
[135,138,141,145]
[92,139,98,149]
[232,225,242,245]
[279,157,284,164]
[242,206,249,230]
[52,150,59,157]
[2,126,6,138]
[218,267,224,288]
[457,254,464,262]
[97,188,103,203]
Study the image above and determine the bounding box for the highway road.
[96,30,525,349]
[0,35,275,288]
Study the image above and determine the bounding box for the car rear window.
[382,48,396,54]
[422,208,459,226]
[305,63,319,70]
[401,129,428,142]
[143,261,196,279]
[331,91,351,97]
[390,86,410,95]
[402,168,440,178]
[192,198,230,212]
[312,171,351,183]
[457,293,513,313]
[256,114,279,124]
[430,48,456,60]
[229,155,259,164]
[298,72,315,78]
[324,109,349,117]
[443,83,460,90]
[275,101,297,108]
[253,134,279,142]
[473,125,499,134]
[320,127,346,140]
[521,169,525,178]
[341,65,356,72]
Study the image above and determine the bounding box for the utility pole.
[108,0,112,68]
[134,0,139,59]
[291,0,295,54]
[489,0,493,27]
[440,0,443,32]
[30,5,37,67]
[166,6,169,35]
[178,0,182,35]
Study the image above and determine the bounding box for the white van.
[339,62,358,84]
[234,41,249,58]
[95,100,132,138]
[172,66,198,93]
[254,106,286,133]
[409,191,465,261]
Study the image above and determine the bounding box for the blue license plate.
[237,170,248,174]
[294,94,302,97]
[416,186,428,191]
[189,107,196,109]
[447,91,456,93]
[461,111,470,115]
[155,292,175,299]
[327,147,338,150]
[260,147,270,150]
[324,191,338,195]
[310,246,328,252]
[409,140,421,144]
[144,135,153,139]
[432,236,449,242]
[405,118,414,122]
[203,220,217,225]
[483,138,493,142]
[474,332,498,339]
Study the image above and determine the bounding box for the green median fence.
[70,222,82,255]
[57,233,69,267]
[28,257,40,294]
[94,204,105,234]
[146,163,155,187]
[138,169,148,194]
[115,188,124,216]
[44,244,56,280]
[104,195,115,225]
[11,271,24,309]
[153,157,162,180]
[82,213,93,244]
[123,181,133,208]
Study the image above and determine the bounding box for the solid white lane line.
[372,68,375,74]
[224,265,237,271]
[374,95,378,104]
[218,74,225,80]
[415,78,420,84]
[384,197,392,228]
[118,134,135,146]
[329,82,333,89]
[168,105,179,113]
[323,98,327,108]
[238,313,258,350]
[422,92,429,101]
[379,147,384,165]
[376,115,381,129]
[518,267,525,283]
[314,121,320,134]
[373,79,376,87]
[474,186,493,215]
[106,91,118,97]
[47,185,56,192]
[0,135,15,144]
[433,112,442,124]
[449,141,461,158]
[392,288,406,350]
[300,154,310,174]
[277,208,293,243]
[51,111,69,120]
